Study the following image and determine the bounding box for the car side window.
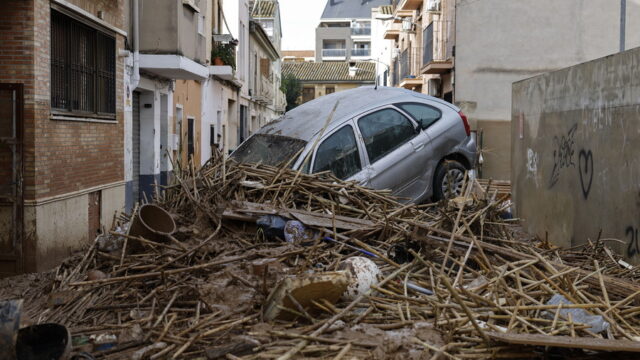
[357,108,416,164]
[313,125,361,179]
[397,103,441,130]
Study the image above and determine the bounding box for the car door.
[355,107,431,201]
[311,123,368,185]
[395,102,446,198]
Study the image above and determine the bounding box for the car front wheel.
[433,160,466,201]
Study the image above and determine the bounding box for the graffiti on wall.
[547,124,594,200]
[549,124,577,188]
[624,192,640,257]
[578,150,593,199]
[626,226,639,257]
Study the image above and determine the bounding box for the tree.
[280,73,302,112]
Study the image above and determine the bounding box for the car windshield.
[231,134,307,167]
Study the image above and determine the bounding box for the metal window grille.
[400,48,410,79]
[51,10,116,117]
[423,23,434,65]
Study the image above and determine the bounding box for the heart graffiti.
[578,150,593,199]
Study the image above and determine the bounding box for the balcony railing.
[351,48,371,57]
[351,27,371,36]
[423,20,453,65]
[322,49,347,58]
[392,58,399,87]
[396,47,422,81]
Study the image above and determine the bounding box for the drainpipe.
[620,0,626,52]
[131,0,141,89]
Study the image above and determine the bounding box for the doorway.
[0,84,23,276]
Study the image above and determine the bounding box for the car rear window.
[231,134,307,167]
[396,103,441,129]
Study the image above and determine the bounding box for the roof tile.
[283,62,376,82]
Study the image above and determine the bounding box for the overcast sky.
[280,0,327,51]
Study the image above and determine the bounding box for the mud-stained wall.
[512,47,640,261]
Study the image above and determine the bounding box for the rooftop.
[282,61,376,82]
[282,50,315,58]
[321,0,392,20]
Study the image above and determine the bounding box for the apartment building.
[315,0,391,63]
[0,0,127,273]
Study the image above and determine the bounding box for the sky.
[279,0,327,51]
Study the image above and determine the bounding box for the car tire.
[433,160,466,201]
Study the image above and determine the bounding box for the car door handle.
[412,142,425,151]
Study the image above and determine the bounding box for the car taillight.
[459,111,471,136]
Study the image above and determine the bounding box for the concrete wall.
[139,0,207,64]
[512,47,640,262]
[202,79,240,159]
[456,0,640,180]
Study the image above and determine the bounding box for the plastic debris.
[543,294,610,333]
[339,257,380,301]
[256,215,287,240]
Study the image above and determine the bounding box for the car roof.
[259,86,459,141]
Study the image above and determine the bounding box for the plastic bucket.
[129,204,176,243]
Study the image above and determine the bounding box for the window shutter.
[260,58,270,77]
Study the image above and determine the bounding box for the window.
[313,126,361,180]
[302,87,315,103]
[357,108,416,164]
[239,105,248,143]
[396,103,441,129]
[325,86,335,95]
[51,9,116,117]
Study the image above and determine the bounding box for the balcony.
[384,28,400,40]
[421,20,454,75]
[139,0,208,79]
[351,48,371,58]
[397,0,422,11]
[321,48,347,60]
[351,27,371,36]
[393,9,415,22]
[396,47,423,90]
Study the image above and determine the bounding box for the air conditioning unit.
[428,78,441,97]
[427,0,441,12]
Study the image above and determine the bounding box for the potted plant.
[211,42,236,69]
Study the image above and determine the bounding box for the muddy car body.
[232,86,476,203]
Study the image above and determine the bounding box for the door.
[132,91,141,204]
[0,84,23,276]
[311,124,366,184]
[187,117,195,160]
[355,107,430,201]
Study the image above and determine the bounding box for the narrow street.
[1,0,640,359]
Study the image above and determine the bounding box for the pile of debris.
[11,152,640,359]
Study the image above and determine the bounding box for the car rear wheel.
[433,160,466,201]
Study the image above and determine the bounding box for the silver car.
[232,86,476,203]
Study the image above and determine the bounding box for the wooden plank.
[487,332,640,352]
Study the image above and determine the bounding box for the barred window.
[51,9,116,117]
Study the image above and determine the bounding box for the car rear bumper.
[458,134,478,169]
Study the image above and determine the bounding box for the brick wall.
[0,0,125,201]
